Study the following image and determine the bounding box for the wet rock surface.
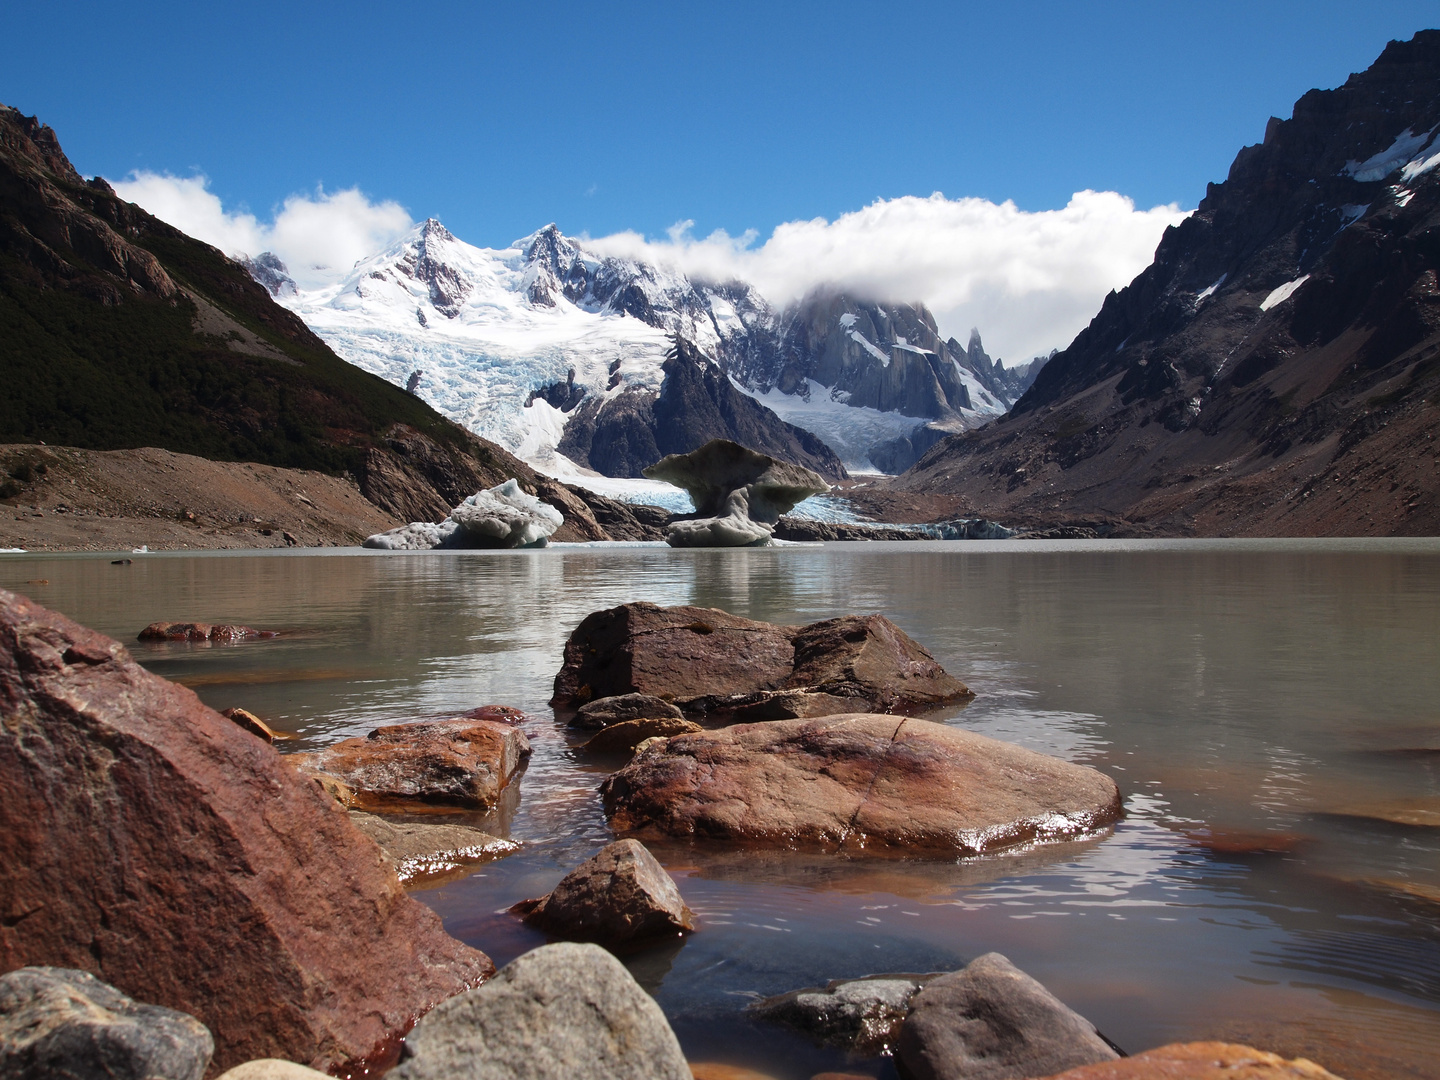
[220,706,283,742]
[288,714,531,810]
[393,942,692,1080]
[513,838,695,946]
[601,714,1122,855]
[895,952,1119,1080]
[552,602,971,718]
[0,966,214,1080]
[0,589,493,1073]
[751,973,937,1055]
[644,439,830,547]
[138,621,276,642]
[215,1062,332,1080]
[572,691,686,729]
[349,813,518,884]
[582,716,702,754]
[1032,1041,1348,1079]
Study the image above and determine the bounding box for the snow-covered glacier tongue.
[265,219,1048,479]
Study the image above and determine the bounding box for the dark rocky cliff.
[901,30,1440,536]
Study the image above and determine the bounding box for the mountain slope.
[901,30,1440,536]
[0,103,541,523]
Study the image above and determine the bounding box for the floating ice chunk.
[1259,275,1310,312]
[0,548,26,553]
[363,478,562,550]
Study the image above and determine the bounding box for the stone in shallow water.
[572,692,686,730]
[895,953,1119,1080]
[349,813,518,884]
[0,589,492,1073]
[214,1062,331,1080]
[393,942,691,1080]
[643,439,828,547]
[514,838,695,946]
[751,973,936,1055]
[600,714,1122,855]
[1031,1041,1348,1079]
[0,966,213,1080]
[582,716,701,754]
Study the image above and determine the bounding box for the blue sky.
[7,1,1435,246]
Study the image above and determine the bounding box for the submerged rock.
[0,589,492,1073]
[0,967,213,1080]
[552,602,972,718]
[895,953,1119,1080]
[600,714,1122,855]
[393,942,691,1080]
[751,973,936,1056]
[137,621,276,642]
[364,477,563,549]
[643,439,828,547]
[350,813,518,884]
[289,717,531,811]
[572,692,686,730]
[1033,1041,1348,1079]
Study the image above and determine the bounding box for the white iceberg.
[364,478,563,550]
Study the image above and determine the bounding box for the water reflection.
[3,539,1439,1079]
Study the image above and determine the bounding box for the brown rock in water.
[288,716,531,810]
[1032,1041,1348,1079]
[573,692,686,729]
[221,707,281,743]
[0,589,492,1073]
[350,813,517,884]
[552,602,971,718]
[514,838,695,946]
[582,717,702,754]
[137,622,275,643]
[896,952,1118,1079]
[600,714,1122,855]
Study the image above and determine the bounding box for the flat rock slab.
[0,966,213,1080]
[1032,1042,1347,1079]
[289,716,531,810]
[514,838,695,947]
[350,813,518,884]
[552,602,971,718]
[896,953,1119,1080]
[0,589,492,1073]
[601,714,1122,855]
[393,942,691,1080]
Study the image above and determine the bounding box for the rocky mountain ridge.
[900,30,1440,536]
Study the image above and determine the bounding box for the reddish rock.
[513,839,695,946]
[600,714,1122,855]
[582,717,701,754]
[0,589,492,1074]
[288,718,531,811]
[1032,1041,1348,1079]
[552,603,971,718]
[137,622,275,643]
[220,707,282,743]
[573,693,686,730]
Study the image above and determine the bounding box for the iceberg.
[364,479,562,550]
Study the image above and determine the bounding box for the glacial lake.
[3,539,1439,1080]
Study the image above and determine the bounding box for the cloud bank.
[112,173,1186,363]
[586,191,1188,364]
[110,172,412,290]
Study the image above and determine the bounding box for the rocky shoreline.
[0,589,1355,1078]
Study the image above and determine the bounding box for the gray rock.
[750,973,935,1055]
[894,953,1119,1080]
[514,839,695,946]
[394,942,690,1080]
[644,439,828,547]
[0,967,213,1080]
[573,693,685,730]
[349,813,518,884]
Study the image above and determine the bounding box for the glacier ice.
[363,479,563,550]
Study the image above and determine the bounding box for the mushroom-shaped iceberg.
[643,440,828,547]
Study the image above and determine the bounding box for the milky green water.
[4,539,1438,1080]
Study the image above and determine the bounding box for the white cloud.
[586,191,1189,364]
[109,172,413,290]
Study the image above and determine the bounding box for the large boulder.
[392,942,691,1080]
[288,715,531,810]
[0,966,213,1080]
[1029,1042,1348,1079]
[895,953,1118,1080]
[552,602,971,719]
[600,714,1122,855]
[513,839,695,947]
[0,589,493,1073]
[364,478,563,549]
[643,439,828,546]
